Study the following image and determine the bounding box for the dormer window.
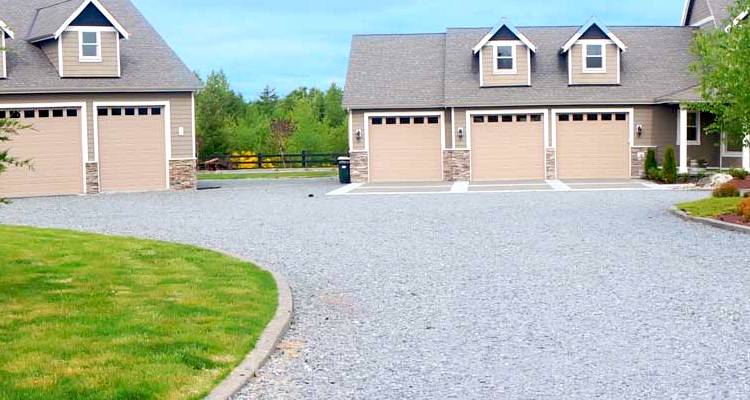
[79,31,101,62]
[583,43,605,72]
[494,45,516,74]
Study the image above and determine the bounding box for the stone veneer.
[350,152,369,183]
[631,146,655,179]
[545,148,557,180]
[443,150,471,181]
[169,159,198,190]
[85,162,100,194]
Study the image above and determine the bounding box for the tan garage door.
[98,106,167,192]
[368,115,442,182]
[0,107,83,198]
[471,113,545,181]
[557,112,630,179]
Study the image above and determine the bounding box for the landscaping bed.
[677,193,750,229]
[0,226,278,400]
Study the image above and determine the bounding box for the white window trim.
[582,41,606,74]
[78,30,102,63]
[491,41,518,75]
[686,111,701,146]
[721,133,746,157]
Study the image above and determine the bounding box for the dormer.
[0,20,14,79]
[27,0,129,78]
[561,18,626,86]
[473,21,536,87]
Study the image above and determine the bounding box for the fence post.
[301,151,308,168]
[258,153,263,169]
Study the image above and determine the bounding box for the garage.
[368,115,443,182]
[97,105,167,192]
[556,112,630,179]
[0,107,84,198]
[470,113,545,181]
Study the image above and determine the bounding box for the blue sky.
[131,0,685,100]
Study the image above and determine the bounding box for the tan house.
[0,0,200,198]
[343,0,750,183]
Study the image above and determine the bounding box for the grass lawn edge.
[670,205,750,235]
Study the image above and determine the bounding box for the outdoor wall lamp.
[458,128,464,139]
[355,129,362,141]
[636,124,643,137]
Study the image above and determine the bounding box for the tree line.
[195,71,348,160]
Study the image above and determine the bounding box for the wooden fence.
[200,152,348,170]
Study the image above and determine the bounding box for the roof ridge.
[35,0,77,12]
[353,32,445,37]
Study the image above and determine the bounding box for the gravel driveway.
[2,179,750,399]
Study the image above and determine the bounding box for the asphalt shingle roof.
[0,0,201,94]
[343,25,700,109]
[26,0,85,42]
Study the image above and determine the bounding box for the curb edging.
[206,257,293,400]
[670,207,750,235]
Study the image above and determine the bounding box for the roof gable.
[0,20,14,39]
[560,17,627,53]
[472,21,537,54]
[27,0,129,43]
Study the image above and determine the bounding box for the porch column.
[743,136,750,170]
[679,107,689,174]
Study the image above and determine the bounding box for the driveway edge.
[206,256,293,400]
[670,207,750,235]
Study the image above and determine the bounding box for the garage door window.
[516,115,527,122]
[488,115,499,123]
[615,113,627,121]
[399,117,410,125]
[23,110,35,118]
[531,114,542,122]
[414,117,424,124]
[428,116,439,124]
[386,117,397,125]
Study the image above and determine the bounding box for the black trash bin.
[337,156,351,184]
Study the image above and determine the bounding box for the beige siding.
[0,92,195,161]
[444,108,453,149]
[61,30,119,77]
[368,117,442,182]
[98,112,167,192]
[481,44,529,87]
[0,110,83,197]
[688,0,713,25]
[470,115,545,181]
[634,105,678,161]
[453,108,468,149]
[569,43,619,85]
[557,115,630,179]
[39,39,60,72]
[350,110,365,151]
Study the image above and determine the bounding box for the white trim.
[616,48,621,84]
[721,133,745,158]
[451,107,456,149]
[551,108,635,178]
[0,20,14,39]
[78,30,102,63]
[527,47,532,86]
[582,41,607,74]
[725,10,749,32]
[66,26,117,33]
[567,51,572,85]
[491,42,517,75]
[58,34,64,77]
[53,0,130,41]
[93,100,171,190]
[473,21,537,54]
[362,111,446,183]
[347,110,353,152]
[116,29,121,77]
[691,16,715,27]
[743,141,750,170]
[191,92,197,158]
[0,101,88,194]
[681,0,691,25]
[678,110,701,145]
[678,108,689,174]
[1,34,6,79]
[465,109,549,182]
[478,49,484,86]
[561,17,627,53]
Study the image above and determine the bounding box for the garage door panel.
[369,118,442,182]
[471,117,544,181]
[98,109,167,192]
[0,110,83,198]
[557,115,629,179]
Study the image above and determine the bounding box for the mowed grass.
[677,197,743,217]
[198,169,336,181]
[0,225,278,400]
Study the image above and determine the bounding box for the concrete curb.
[670,207,750,235]
[206,257,293,400]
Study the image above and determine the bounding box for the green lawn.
[0,225,277,400]
[199,169,336,181]
[677,197,743,218]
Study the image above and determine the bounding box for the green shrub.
[662,147,678,184]
[728,168,749,180]
[647,167,662,182]
[713,182,740,198]
[644,148,658,178]
[739,198,750,222]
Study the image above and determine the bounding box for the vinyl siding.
[0,92,195,161]
[453,108,467,149]
[61,30,119,77]
[39,39,60,72]
[351,110,365,151]
[481,44,529,87]
[688,0,713,25]
[634,105,678,161]
[569,43,619,85]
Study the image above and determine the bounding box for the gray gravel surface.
[2,179,750,399]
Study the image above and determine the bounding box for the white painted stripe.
[450,181,469,193]
[546,180,572,191]
[326,183,363,196]
[470,183,550,188]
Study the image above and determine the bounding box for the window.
[39,110,49,118]
[724,133,745,155]
[372,117,382,125]
[9,111,20,119]
[473,115,485,123]
[413,117,424,124]
[385,117,397,125]
[516,115,528,122]
[399,117,410,125]
[501,115,513,122]
[52,109,63,118]
[494,45,515,74]
[79,31,101,62]
[615,113,627,121]
[530,114,542,122]
[66,109,77,117]
[686,112,699,144]
[98,108,108,117]
[488,115,499,123]
[23,110,35,118]
[587,114,598,121]
[111,108,122,116]
[559,114,570,122]
[572,114,584,121]
[583,43,605,72]
[138,108,149,116]
[125,108,136,116]
[601,113,613,121]
[151,107,161,116]
[0,111,6,118]
[427,116,439,124]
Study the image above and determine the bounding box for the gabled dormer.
[27,0,129,78]
[473,21,536,87]
[0,20,14,79]
[561,18,626,86]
